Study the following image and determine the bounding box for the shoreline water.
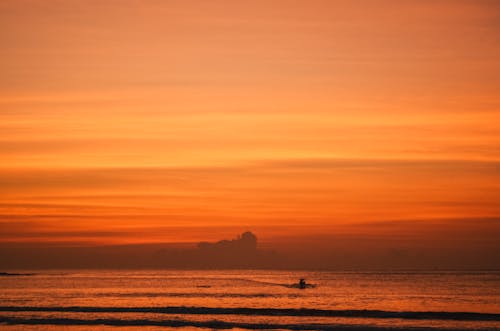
[1,270,498,330]
[1,316,498,331]
[1,306,498,321]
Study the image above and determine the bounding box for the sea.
[0,270,499,331]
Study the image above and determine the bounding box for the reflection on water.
[1,270,499,330]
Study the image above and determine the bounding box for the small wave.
[0,272,35,277]
[0,306,498,321]
[0,316,493,331]
[94,292,277,298]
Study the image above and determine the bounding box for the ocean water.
[0,270,499,330]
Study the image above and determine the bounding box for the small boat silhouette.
[288,278,316,289]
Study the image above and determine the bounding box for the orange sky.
[1,0,500,252]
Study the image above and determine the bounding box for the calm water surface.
[1,270,499,330]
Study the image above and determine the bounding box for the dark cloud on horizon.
[0,226,499,270]
[152,232,280,269]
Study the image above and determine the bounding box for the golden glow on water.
[0,270,499,330]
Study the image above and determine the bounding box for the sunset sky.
[1,0,499,267]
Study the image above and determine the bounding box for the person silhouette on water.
[299,278,306,289]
